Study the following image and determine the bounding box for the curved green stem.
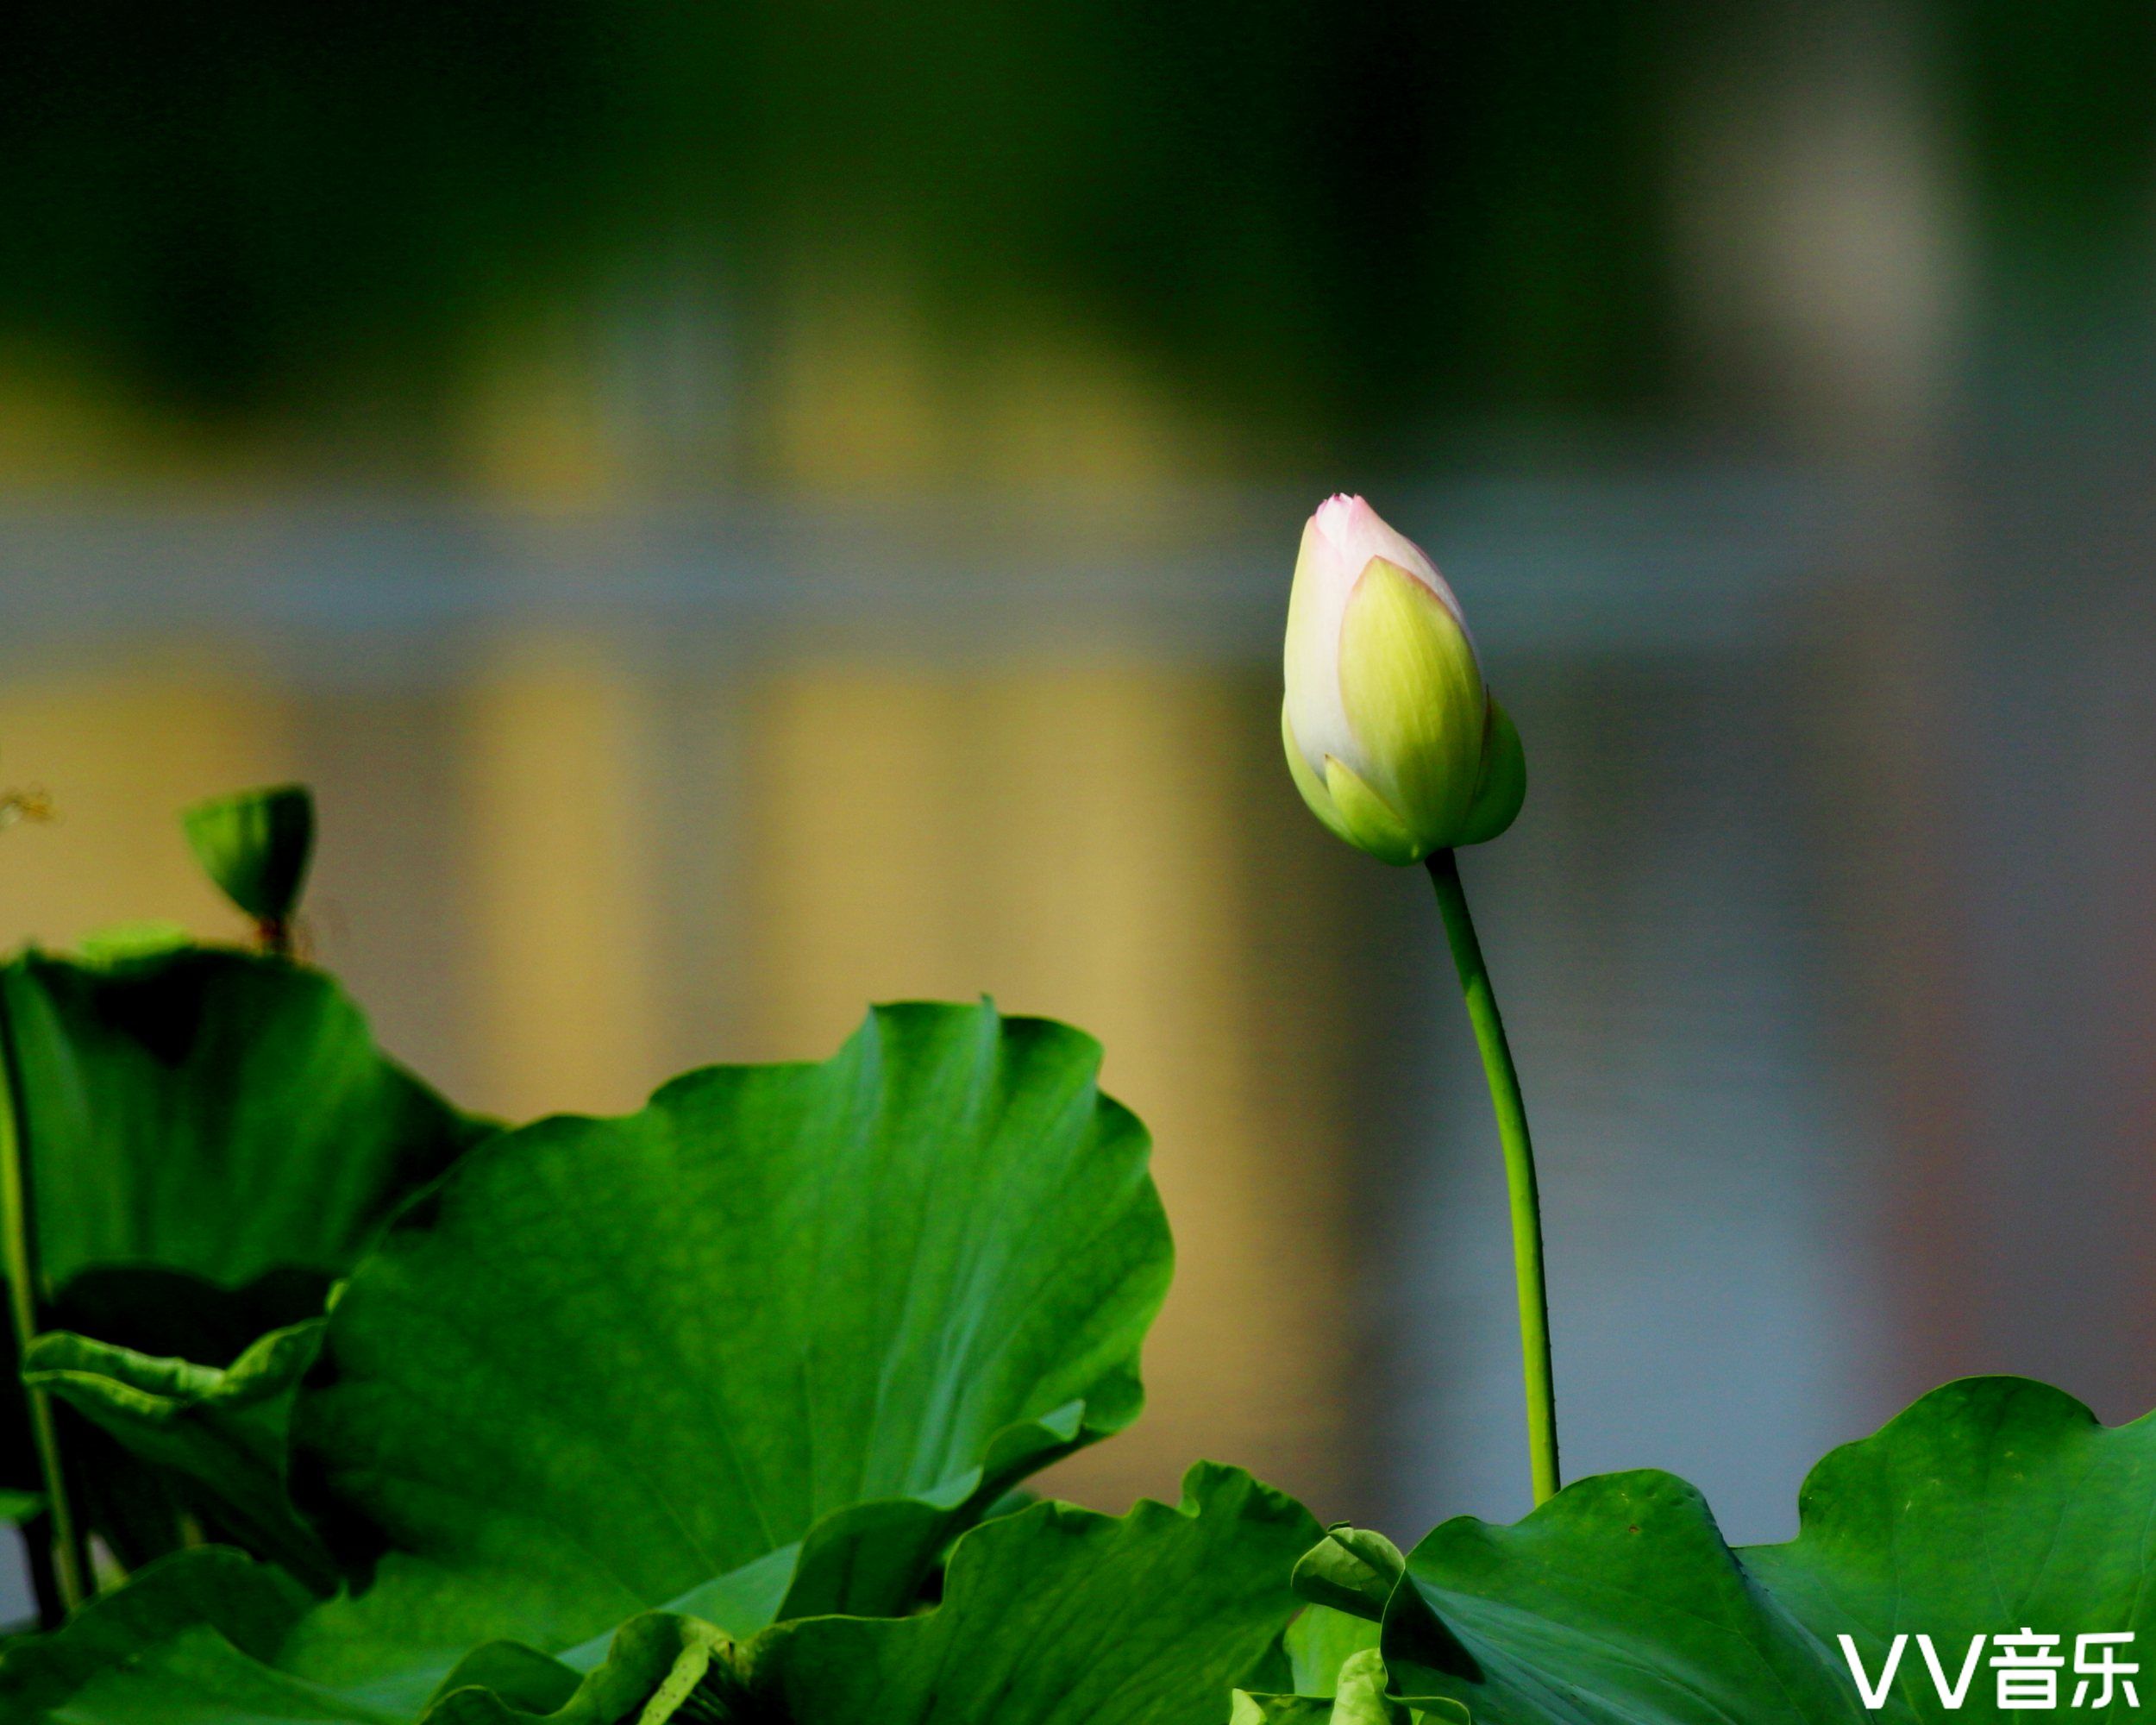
[0,988,90,1613]
[1426,849,1561,1506]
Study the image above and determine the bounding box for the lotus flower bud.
[1282,495,1525,863]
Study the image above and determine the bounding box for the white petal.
[1282,513,1362,779]
[1312,493,1465,624]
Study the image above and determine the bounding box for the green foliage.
[1252,1377,2156,1724]
[0,944,487,1575]
[0,997,1218,1723]
[272,1000,1170,1707]
[10,789,2156,1725]
[4,1468,1314,1725]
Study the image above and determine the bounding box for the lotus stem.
[0,992,91,1614]
[1426,849,1560,1506]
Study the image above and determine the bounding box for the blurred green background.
[5,1,2150,484]
[5,0,2156,1618]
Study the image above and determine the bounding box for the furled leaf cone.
[1282,495,1525,863]
[183,782,316,939]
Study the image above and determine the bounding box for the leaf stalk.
[0,983,91,1615]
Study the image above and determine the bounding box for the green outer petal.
[1454,693,1526,847]
[1336,560,1485,854]
[1324,758,1424,867]
[1282,703,1357,849]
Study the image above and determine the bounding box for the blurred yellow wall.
[0,654,296,945]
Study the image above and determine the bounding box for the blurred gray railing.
[0,467,1841,669]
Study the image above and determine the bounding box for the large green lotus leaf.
[0,1001,1171,1718]
[268,1000,1169,1707]
[22,1322,336,1589]
[0,946,487,1295]
[1369,1377,2156,1723]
